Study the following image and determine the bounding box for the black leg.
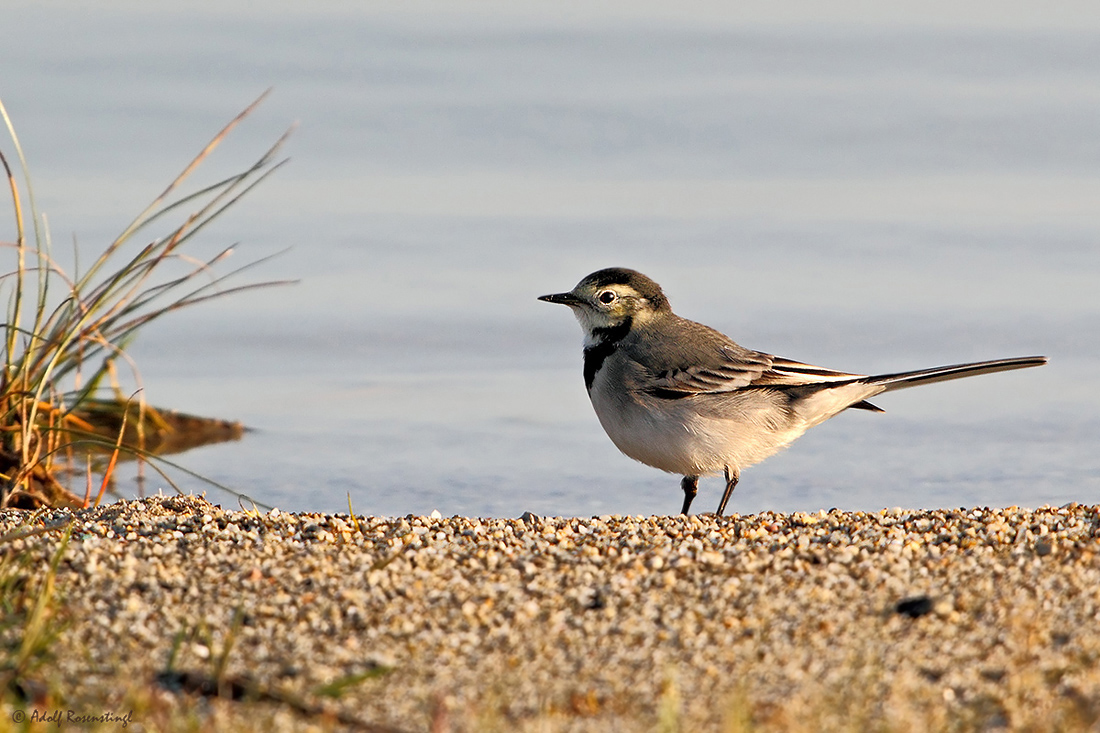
[715,467,739,516]
[680,475,699,515]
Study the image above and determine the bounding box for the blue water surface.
[1,3,1096,516]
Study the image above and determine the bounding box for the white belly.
[588,378,805,477]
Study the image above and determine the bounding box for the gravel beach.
[3,495,1100,732]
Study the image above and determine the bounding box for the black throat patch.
[583,318,632,391]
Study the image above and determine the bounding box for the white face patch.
[573,307,610,347]
[561,283,645,346]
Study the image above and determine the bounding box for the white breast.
[587,360,809,477]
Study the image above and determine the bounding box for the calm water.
[3,3,1098,516]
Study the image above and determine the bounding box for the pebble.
[2,496,1100,731]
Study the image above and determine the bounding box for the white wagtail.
[539,267,1047,515]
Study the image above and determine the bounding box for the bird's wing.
[753,356,867,386]
[642,347,772,396]
[640,348,869,399]
[753,356,884,411]
[630,315,779,398]
[629,316,871,398]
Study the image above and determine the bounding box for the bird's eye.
[598,290,617,304]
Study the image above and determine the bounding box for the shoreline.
[3,495,1099,731]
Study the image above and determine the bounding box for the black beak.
[538,292,583,306]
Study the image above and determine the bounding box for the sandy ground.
[2,495,1100,732]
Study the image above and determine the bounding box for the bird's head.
[539,267,671,338]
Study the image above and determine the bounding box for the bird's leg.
[680,475,699,515]
[715,467,740,516]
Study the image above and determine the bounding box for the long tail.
[867,356,1048,392]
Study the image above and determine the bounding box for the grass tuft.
[0,92,294,509]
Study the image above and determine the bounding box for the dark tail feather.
[868,356,1048,392]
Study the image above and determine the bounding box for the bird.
[538,267,1047,515]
